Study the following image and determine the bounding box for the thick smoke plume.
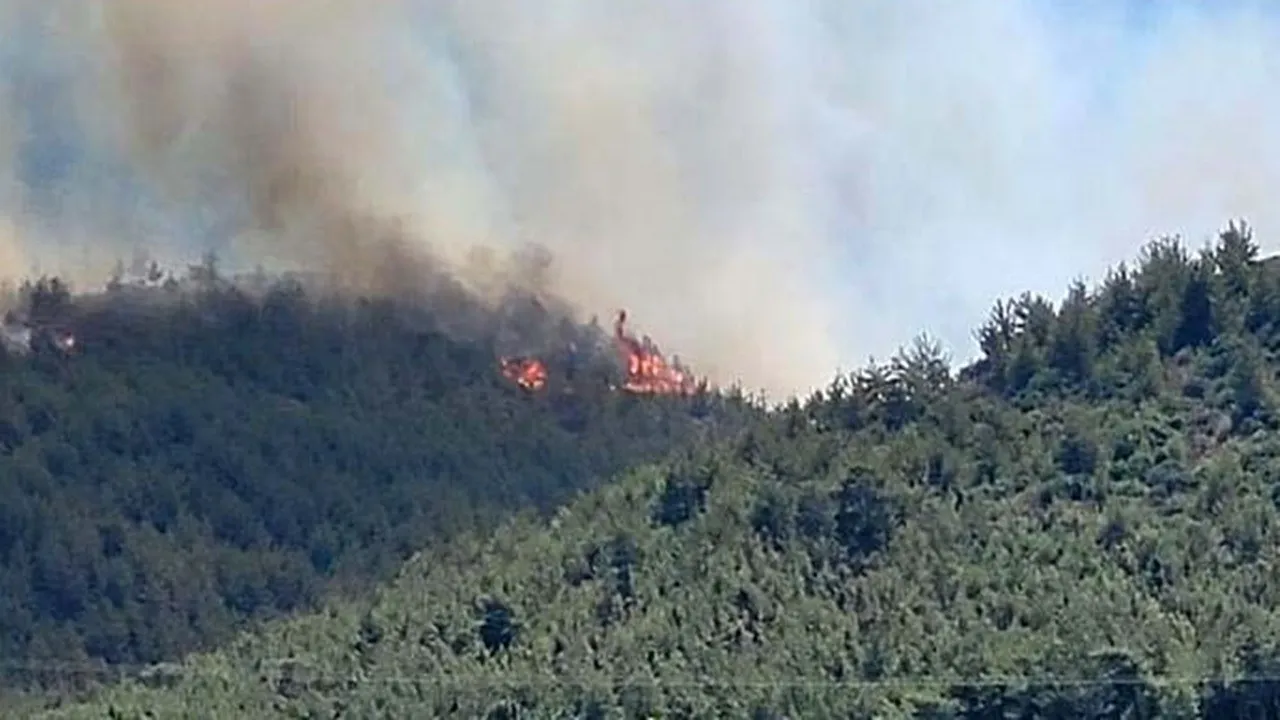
[3,1,1280,399]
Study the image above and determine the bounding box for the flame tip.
[500,308,703,397]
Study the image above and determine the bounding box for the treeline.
[39,222,1280,718]
[966,221,1278,406]
[0,259,757,697]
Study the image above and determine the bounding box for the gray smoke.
[2,0,1279,400]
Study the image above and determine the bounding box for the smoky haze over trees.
[10,2,1280,716]
[13,1,1280,401]
[0,256,755,703]
[19,220,1280,717]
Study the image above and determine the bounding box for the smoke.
[0,1,21,281]
[2,0,1280,400]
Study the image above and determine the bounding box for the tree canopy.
[22,221,1280,717]
[0,260,756,704]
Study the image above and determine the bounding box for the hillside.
[0,257,757,699]
[37,222,1280,718]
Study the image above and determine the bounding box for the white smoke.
[2,0,1280,399]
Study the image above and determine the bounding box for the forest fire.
[499,356,548,391]
[612,310,698,396]
[498,309,700,396]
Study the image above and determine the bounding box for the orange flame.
[613,310,698,396]
[496,310,701,397]
[499,356,548,391]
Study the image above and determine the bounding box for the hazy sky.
[1,0,1279,398]
[814,0,1280,369]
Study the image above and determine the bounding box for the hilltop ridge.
[34,221,1280,717]
[0,258,759,705]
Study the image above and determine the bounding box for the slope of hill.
[39,222,1280,718]
[0,259,758,699]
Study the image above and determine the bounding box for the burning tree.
[499,356,549,391]
[612,310,698,396]
[497,308,701,397]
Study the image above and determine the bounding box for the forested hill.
[45,222,1280,718]
[0,258,757,696]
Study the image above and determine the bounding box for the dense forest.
[0,253,758,704]
[31,221,1280,718]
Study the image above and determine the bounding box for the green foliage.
[0,266,754,701]
[29,221,1280,716]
